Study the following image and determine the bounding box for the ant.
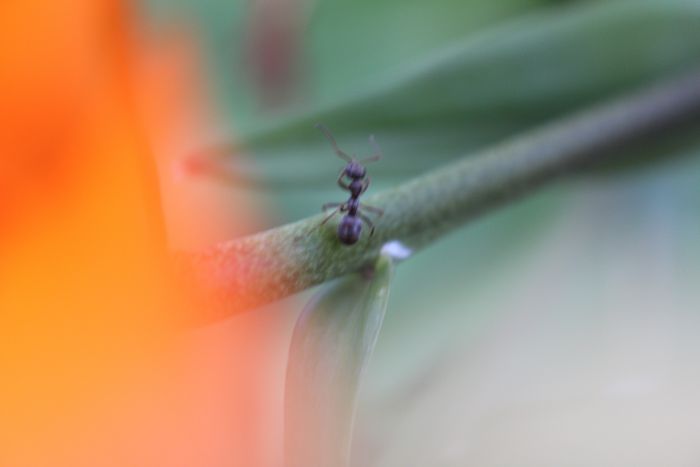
[316,124,384,245]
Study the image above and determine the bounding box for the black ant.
[316,124,384,245]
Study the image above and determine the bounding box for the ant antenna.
[315,123,352,162]
[360,134,382,164]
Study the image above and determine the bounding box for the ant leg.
[337,171,350,190]
[358,213,375,237]
[322,202,342,212]
[360,176,371,194]
[320,207,342,226]
[360,203,384,217]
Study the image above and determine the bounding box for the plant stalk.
[180,68,700,323]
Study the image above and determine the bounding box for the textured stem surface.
[181,69,700,322]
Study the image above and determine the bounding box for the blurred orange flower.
[0,2,262,466]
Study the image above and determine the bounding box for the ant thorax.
[346,198,360,215]
[348,179,364,197]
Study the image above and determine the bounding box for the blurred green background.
[146,0,700,465]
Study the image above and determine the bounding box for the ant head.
[345,160,366,179]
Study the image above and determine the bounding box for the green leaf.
[193,0,700,223]
[284,253,395,467]
[147,0,564,129]
[243,0,700,140]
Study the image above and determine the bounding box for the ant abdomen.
[338,217,362,245]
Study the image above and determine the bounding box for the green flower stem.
[182,68,700,323]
